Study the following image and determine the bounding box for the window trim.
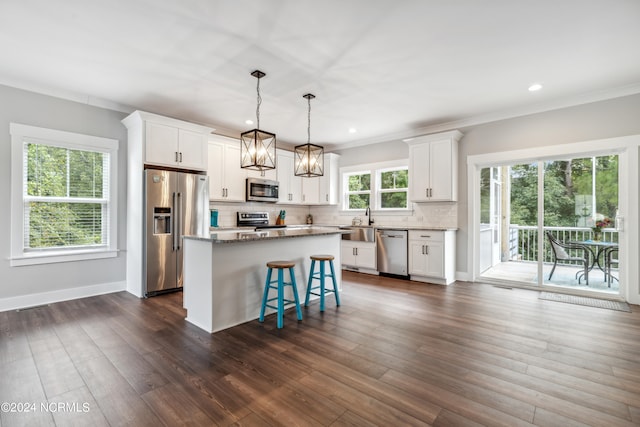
[340,159,411,212]
[10,123,119,266]
[376,165,409,210]
[343,169,372,211]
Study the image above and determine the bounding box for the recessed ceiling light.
[528,83,543,92]
[348,128,357,134]
[245,119,254,125]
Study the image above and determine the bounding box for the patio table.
[568,239,618,277]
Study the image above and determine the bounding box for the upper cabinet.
[208,136,246,202]
[246,162,277,181]
[406,130,462,202]
[279,151,340,205]
[122,111,213,172]
[277,151,303,204]
[301,177,320,205]
[319,153,340,205]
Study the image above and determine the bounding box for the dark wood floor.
[2,272,640,426]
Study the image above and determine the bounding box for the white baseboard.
[0,281,127,312]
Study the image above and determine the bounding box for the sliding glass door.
[478,154,620,295]
[479,162,540,286]
[543,156,619,293]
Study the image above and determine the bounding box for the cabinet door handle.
[422,245,425,255]
[326,194,329,202]
[425,245,429,255]
[175,152,179,162]
[179,152,183,162]
[425,188,428,198]
[420,235,431,238]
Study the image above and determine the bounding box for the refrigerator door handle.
[176,192,182,250]
[172,192,178,251]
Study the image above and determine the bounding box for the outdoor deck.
[480,261,619,294]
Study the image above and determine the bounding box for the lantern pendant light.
[294,93,324,177]
[241,70,276,171]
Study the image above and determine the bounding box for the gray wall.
[335,140,409,166]
[0,84,128,300]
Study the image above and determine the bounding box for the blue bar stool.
[259,260,303,328]
[305,255,340,311]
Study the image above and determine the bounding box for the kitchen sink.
[339,226,376,242]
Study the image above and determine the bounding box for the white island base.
[183,232,342,333]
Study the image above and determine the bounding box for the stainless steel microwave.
[246,178,279,202]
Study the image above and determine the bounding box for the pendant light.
[241,70,276,171]
[294,93,324,177]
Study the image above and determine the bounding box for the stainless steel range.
[237,212,286,229]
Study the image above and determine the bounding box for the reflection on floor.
[481,261,619,294]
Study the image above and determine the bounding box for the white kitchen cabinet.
[408,230,456,285]
[208,137,246,202]
[407,130,462,202]
[341,241,376,270]
[246,167,277,181]
[301,177,320,204]
[318,153,340,205]
[144,120,209,171]
[277,151,302,204]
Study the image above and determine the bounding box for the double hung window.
[341,160,409,211]
[344,171,371,210]
[10,123,118,266]
[378,168,408,209]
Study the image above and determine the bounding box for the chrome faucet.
[365,207,374,226]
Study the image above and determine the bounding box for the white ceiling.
[1,0,640,150]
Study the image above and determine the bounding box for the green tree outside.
[26,143,105,249]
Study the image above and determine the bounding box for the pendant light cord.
[256,77,261,129]
[307,96,311,144]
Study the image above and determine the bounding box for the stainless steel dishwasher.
[376,229,408,277]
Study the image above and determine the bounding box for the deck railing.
[509,225,619,264]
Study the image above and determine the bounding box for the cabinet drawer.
[409,230,444,242]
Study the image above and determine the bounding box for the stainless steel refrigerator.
[145,168,209,296]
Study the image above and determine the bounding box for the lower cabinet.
[341,241,377,271]
[408,230,456,285]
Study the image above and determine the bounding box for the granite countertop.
[186,226,346,243]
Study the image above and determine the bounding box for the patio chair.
[605,247,619,287]
[546,232,590,285]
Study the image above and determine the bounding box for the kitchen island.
[182,226,344,333]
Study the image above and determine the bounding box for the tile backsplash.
[209,202,310,227]
[310,202,458,228]
[211,201,458,229]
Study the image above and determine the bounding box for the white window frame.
[10,123,119,266]
[343,169,372,211]
[376,166,409,210]
[341,159,411,212]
